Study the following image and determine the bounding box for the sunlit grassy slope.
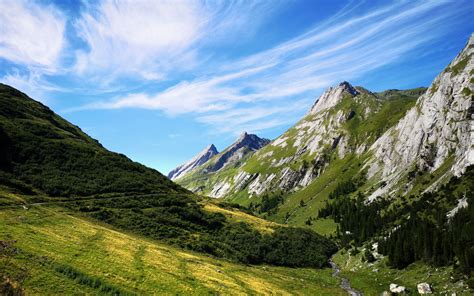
[202,202,281,233]
[0,203,345,295]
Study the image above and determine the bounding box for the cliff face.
[367,35,473,200]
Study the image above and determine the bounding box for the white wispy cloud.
[73,0,280,81]
[83,0,468,133]
[74,0,203,79]
[1,0,470,136]
[0,0,66,72]
[196,102,309,135]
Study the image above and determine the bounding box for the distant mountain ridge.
[206,132,270,173]
[175,132,270,197]
[168,144,218,180]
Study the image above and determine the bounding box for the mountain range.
[175,35,473,210]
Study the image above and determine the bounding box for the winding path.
[329,257,363,296]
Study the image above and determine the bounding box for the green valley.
[0,5,472,294]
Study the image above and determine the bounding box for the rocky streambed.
[329,257,362,296]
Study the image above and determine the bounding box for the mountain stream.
[329,257,363,296]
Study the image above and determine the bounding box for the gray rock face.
[309,81,360,114]
[367,34,474,200]
[233,82,371,196]
[207,132,270,172]
[168,144,218,180]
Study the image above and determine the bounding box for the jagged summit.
[168,144,219,180]
[207,132,270,173]
[205,144,218,152]
[339,81,359,95]
[237,131,249,141]
[309,81,359,114]
[233,132,270,151]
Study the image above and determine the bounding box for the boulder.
[389,283,406,293]
[417,283,432,294]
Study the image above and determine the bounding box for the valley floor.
[1,195,471,295]
[333,250,472,295]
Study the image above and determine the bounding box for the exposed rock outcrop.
[168,144,218,180]
[309,81,360,114]
[389,283,406,294]
[367,34,474,200]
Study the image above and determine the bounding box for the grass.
[201,202,281,233]
[448,54,471,76]
[0,83,184,197]
[0,204,346,295]
[269,154,365,236]
[178,152,253,196]
[0,189,27,206]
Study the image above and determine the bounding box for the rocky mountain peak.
[339,81,359,96]
[237,131,249,141]
[233,132,269,150]
[206,144,218,154]
[234,132,270,151]
[208,133,270,173]
[168,144,219,180]
[309,81,359,114]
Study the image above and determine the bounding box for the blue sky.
[0,0,473,174]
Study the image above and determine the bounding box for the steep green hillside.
[0,83,182,197]
[262,87,426,233]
